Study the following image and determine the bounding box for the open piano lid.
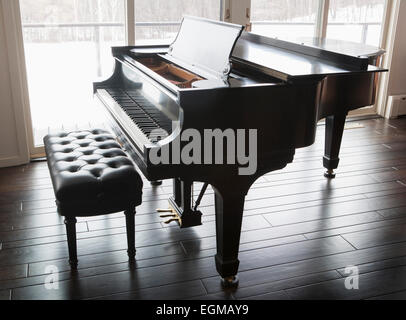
[232,32,387,82]
[161,16,244,80]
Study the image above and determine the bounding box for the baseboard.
[317,114,382,126]
[0,155,28,168]
[385,95,406,119]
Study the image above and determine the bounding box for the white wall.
[0,0,30,168]
[387,0,406,96]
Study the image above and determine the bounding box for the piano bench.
[43,129,143,270]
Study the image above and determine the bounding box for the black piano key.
[105,88,174,140]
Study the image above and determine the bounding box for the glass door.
[20,0,222,155]
[326,0,386,115]
[250,0,320,39]
[249,0,388,117]
[133,0,223,45]
[327,0,386,46]
[20,0,126,151]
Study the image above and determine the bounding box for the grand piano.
[94,16,386,287]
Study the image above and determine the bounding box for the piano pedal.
[159,213,177,218]
[164,217,181,225]
[157,207,182,226]
[157,208,174,213]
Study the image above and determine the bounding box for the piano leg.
[214,187,246,288]
[323,112,347,178]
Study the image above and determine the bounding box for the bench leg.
[64,217,78,270]
[125,206,136,260]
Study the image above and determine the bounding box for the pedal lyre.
[157,207,181,225]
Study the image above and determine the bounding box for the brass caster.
[324,169,336,179]
[221,276,239,288]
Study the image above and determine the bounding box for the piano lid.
[232,32,387,82]
[290,37,386,59]
[162,16,244,80]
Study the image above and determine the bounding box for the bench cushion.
[44,129,143,217]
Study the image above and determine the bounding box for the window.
[20,0,126,147]
[20,0,222,148]
[18,0,388,151]
[250,0,320,39]
[134,0,222,44]
[327,0,386,46]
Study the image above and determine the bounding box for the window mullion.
[228,0,251,29]
[315,0,329,39]
[126,0,135,45]
[221,0,230,22]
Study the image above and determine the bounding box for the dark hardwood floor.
[0,117,406,300]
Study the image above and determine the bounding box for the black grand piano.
[94,16,386,287]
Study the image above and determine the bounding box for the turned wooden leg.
[125,206,136,260]
[64,217,78,270]
[214,188,246,288]
[323,112,347,178]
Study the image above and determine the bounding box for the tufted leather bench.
[44,129,143,269]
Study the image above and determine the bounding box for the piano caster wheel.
[151,180,163,186]
[324,169,336,179]
[221,276,239,288]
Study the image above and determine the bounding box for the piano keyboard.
[106,88,173,143]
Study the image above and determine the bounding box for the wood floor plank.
[284,266,406,300]
[201,242,406,294]
[304,216,406,240]
[0,290,11,300]
[369,169,406,183]
[264,193,406,226]
[1,252,188,291]
[368,290,406,300]
[0,223,88,243]
[377,206,406,218]
[0,264,27,281]
[11,236,352,299]
[185,292,235,300]
[234,270,341,300]
[243,290,291,300]
[0,228,186,268]
[342,224,406,249]
[336,255,406,277]
[1,222,162,250]
[90,280,207,300]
